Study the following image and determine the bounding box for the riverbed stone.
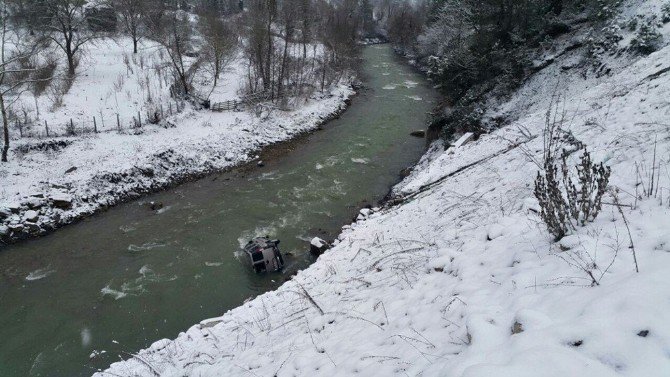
[310,237,330,255]
[7,202,21,213]
[25,198,45,209]
[149,201,164,211]
[51,193,73,209]
[25,222,42,234]
[0,207,12,220]
[8,223,24,232]
[23,210,39,222]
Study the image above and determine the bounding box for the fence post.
[70,118,75,136]
[45,120,49,137]
[117,113,121,131]
[93,116,98,133]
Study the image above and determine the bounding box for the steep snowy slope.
[99,2,670,376]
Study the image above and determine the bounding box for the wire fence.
[11,100,187,141]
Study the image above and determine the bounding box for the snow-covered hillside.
[98,1,670,376]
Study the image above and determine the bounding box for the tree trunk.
[278,27,290,97]
[65,35,76,76]
[180,73,189,95]
[265,4,273,97]
[133,37,138,54]
[1,94,10,162]
[67,53,75,76]
[213,54,221,90]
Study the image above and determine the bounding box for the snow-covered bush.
[587,24,623,60]
[630,17,663,54]
[662,3,670,23]
[534,147,611,241]
[31,56,58,96]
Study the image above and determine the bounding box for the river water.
[0,45,438,376]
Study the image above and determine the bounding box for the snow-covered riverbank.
[98,1,670,376]
[0,83,355,244]
[0,34,357,245]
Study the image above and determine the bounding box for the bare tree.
[1,0,45,162]
[149,7,197,96]
[114,0,147,53]
[244,0,277,96]
[43,0,97,76]
[277,0,297,97]
[317,0,360,90]
[198,10,237,95]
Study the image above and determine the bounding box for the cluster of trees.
[382,0,620,141]
[1,0,372,162]
[243,0,365,102]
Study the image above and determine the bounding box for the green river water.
[0,44,438,376]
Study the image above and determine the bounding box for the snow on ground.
[0,36,354,243]
[97,2,670,376]
[13,38,223,136]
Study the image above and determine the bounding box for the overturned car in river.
[243,237,285,273]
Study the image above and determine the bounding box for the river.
[0,44,438,376]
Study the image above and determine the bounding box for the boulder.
[51,193,73,209]
[7,202,22,213]
[310,237,330,256]
[148,201,164,211]
[23,210,39,222]
[0,207,12,220]
[25,198,45,209]
[25,222,42,234]
[8,223,24,232]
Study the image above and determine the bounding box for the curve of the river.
[0,45,438,377]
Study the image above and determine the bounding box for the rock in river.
[310,237,330,256]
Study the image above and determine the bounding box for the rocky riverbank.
[0,84,356,246]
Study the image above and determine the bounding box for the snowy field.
[0,37,354,242]
[99,1,670,376]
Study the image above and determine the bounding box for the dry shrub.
[32,55,59,96]
[48,77,74,111]
[535,147,611,241]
